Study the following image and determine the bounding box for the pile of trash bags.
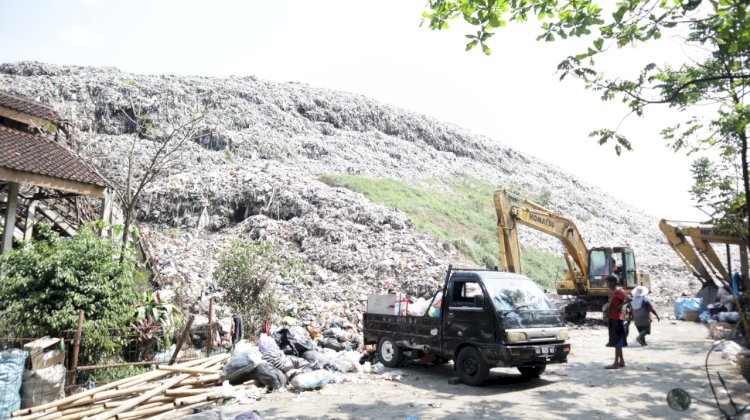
[222,325,369,391]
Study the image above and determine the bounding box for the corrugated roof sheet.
[0,90,65,126]
[0,126,105,187]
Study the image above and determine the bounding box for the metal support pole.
[66,310,85,395]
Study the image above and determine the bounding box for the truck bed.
[363,313,443,355]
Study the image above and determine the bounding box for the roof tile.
[0,90,65,126]
[0,126,105,187]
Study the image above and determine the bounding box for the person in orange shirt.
[605,275,631,369]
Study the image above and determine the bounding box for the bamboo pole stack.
[10,353,249,420]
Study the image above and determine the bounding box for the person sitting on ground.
[630,285,659,346]
[605,275,631,369]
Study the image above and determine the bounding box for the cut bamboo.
[150,400,216,420]
[58,404,104,416]
[174,391,221,407]
[177,374,220,387]
[103,395,174,408]
[35,412,61,420]
[156,366,221,375]
[57,405,106,420]
[14,409,59,420]
[90,354,228,420]
[12,356,218,416]
[114,402,173,419]
[164,388,214,396]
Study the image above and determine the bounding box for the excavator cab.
[587,247,638,289]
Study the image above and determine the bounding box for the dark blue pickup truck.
[364,268,571,385]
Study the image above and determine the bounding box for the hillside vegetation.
[319,174,567,290]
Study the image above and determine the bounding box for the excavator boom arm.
[494,190,589,276]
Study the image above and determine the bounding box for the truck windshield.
[482,278,555,311]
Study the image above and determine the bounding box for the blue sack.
[674,297,703,320]
[0,349,28,419]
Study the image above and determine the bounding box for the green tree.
[214,240,303,334]
[423,0,750,238]
[0,224,143,362]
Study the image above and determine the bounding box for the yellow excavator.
[494,189,648,322]
[659,219,748,289]
[659,219,749,342]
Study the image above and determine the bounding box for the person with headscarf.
[631,285,659,346]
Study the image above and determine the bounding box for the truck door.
[442,276,495,355]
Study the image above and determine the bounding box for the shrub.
[214,240,302,334]
[0,224,143,364]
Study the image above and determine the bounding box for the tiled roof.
[0,126,105,187]
[0,90,65,126]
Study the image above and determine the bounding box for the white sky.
[0,0,710,220]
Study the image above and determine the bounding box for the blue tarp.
[674,297,703,320]
[0,350,28,419]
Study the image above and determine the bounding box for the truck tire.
[377,336,402,368]
[517,364,546,379]
[456,347,488,386]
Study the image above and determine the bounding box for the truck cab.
[364,268,570,386]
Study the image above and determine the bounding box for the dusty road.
[217,315,749,419]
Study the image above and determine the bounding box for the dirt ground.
[214,312,749,420]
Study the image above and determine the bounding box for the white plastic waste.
[290,370,338,390]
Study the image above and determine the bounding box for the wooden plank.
[0,167,105,197]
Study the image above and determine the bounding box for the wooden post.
[206,298,213,357]
[169,315,194,365]
[1,182,19,254]
[66,310,85,395]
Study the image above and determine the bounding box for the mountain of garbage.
[0,61,692,330]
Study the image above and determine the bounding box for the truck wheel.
[377,336,402,368]
[517,364,546,379]
[456,347,488,386]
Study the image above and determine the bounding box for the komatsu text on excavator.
[494,189,649,322]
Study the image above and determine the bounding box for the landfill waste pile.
[0,61,694,327]
[9,325,408,420]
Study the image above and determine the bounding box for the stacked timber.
[11,353,243,420]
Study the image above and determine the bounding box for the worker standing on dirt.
[605,275,630,369]
[631,285,659,345]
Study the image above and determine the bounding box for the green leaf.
[594,38,603,51]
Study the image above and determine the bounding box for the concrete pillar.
[99,189,113,237]
[23,198,37,241]
[1,182,19,254]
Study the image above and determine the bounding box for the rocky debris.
[0,61,694,324]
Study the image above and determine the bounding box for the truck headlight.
[506,331,528,343]
[556,329,570,340]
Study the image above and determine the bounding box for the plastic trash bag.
[222,350,264,384]
[21,364,65,408]
[250,363,287,389]
[273,328,316,356]
[674,297,702,320]
[258,334,280,354]
[371,362,385,374]
[717,312,740,323]
[289,370,337,390]
[302,350,335,371]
